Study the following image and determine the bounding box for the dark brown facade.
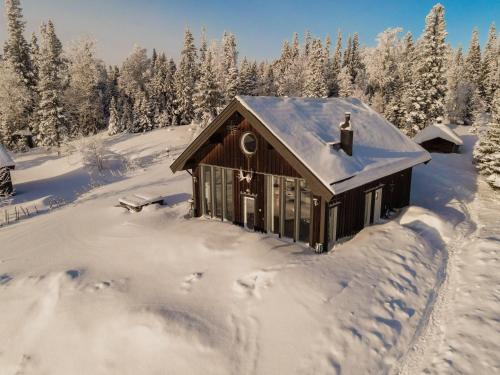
[182,109,413,251]
[419,137,460,153]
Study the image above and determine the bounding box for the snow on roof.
[236,96,430,194]
[413,123,464,146]
[0,143,15,169]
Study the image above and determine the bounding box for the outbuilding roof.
[0,143,15,169]
[413,123,463,146]
[171,96,431,197]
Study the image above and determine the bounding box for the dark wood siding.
[419,137,460,153]
[311,195,322,247]
[193,166,201,217]
[330,168,413,241]
[195,112,302,179]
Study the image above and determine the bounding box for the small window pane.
[214,167,223,218]
[225,169,234,221]
[284,178,295,238]
[272,176,280,234]
[202,166,212,216]
[299,180,311,243]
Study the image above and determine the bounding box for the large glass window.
[328,205,338,249]
[272,176,280,234]
[299,180,311,243]
[284,178,295,238]
[202,166,212,216]
[225,169,234,221]
[214,167,223,218]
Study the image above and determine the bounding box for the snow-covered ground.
[0,126,498,374]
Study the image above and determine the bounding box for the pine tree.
[303,38,327,97]
[239,57,257,96]
[329,31,342,97]
[3,0,34,87]
[481,23,498,112]
[119,45,150,100]
[465,28,482,89]
[257,62,276,96]
[473,87,500,189]
[107,97,120,135]
[3,0,35,137]
[222,32,239,103]
[174,28,197,125]
[338,65,354,97]
[36,21,66,148]
[406,3,448,134]
[131,91,153,132]
[194,50,221,125]
[120,98,133,132]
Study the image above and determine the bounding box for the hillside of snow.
[0,126,498,375]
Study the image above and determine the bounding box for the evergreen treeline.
[0,1,498,187]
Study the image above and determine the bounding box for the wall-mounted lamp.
[313,198,320,206]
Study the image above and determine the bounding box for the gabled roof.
[0,143,15,169]
[413,123,463,146]
[171,96,431,198]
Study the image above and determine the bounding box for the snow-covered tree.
[131,90,153,132]
[194,50,221,126]
[174,28,197,125]
[328,31,342,97]
[465,28,482,89]
[303,38,327,97]
[481,23,498,112]
[0,59,30,146]
[120,99,133,132]
[119,45,150,100]
[107,97,120,135]
[66,38,105,136]
[338,65,354,97]
[239,57,257,96]
[222,31,239,103]
[406,3,448,134]
[473,87,500,189]
[256,61,276,96]
[36,21,67,148]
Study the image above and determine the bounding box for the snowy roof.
[237,96,430,194]
[413,124,463,146]
[0,143,15,169]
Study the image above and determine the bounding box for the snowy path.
[396,129,500,374]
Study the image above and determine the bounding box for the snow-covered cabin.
[0,143,15,196]
[171,96,431,251]
[413,123,463,153]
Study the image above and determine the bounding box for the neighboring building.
[0,143,15,196]
[171,96,431,252]
[413,123,463,153]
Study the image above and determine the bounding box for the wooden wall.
[196,112,301,179]
[328,168,413,241]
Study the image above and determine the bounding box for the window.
[225,169,234,221]
[240,132,257,155]
[272,176,280,234]
[202,166,212,216]
[298,180,311,243]
[284,178,295,238]
[328,205,338,249]
[214,167,223,219]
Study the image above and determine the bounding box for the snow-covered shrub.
[79,138,107,172]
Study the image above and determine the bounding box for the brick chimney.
[340,112,353,156]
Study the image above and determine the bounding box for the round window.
[240,132,257,155]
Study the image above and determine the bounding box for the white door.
[373,188,383,223]
[364,192,372,227]
[243,197,255,230]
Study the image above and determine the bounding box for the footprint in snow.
[181,272,204,292]
[233,270,276,299]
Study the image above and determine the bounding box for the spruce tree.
[329,31,342,97]
[174,28,197,125]
[222,32,239,103]
[481,23,498,112]
[239,57,257,96]
[473,87,500,189]
[303,38,327,97]
[194,50,221,125]
[107,97,120,135]
[37,21,66,148]
[406,3,447,134]
[338,65,354,97]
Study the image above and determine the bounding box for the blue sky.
[1,0,498,65]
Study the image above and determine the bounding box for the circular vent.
[240,132,257,155]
